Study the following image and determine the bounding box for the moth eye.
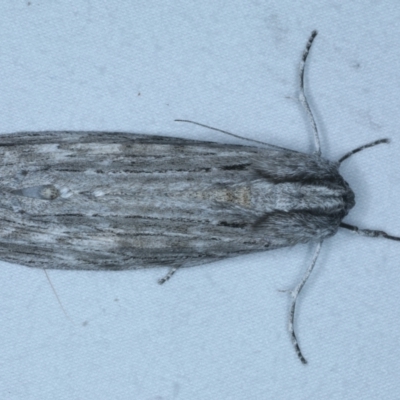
[12,185,60,200]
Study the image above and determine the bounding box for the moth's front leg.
[158,267,179,284]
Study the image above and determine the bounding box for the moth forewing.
[0,133,343,270]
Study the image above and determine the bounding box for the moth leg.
[340,222,400,241]
[289,240,323,364]
[158,267,179,285]
[299,30,321,155]
[338,138,389,164]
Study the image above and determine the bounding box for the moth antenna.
[289,240,323,364]
[174,119,290,151]
[338,138,390,164]
[340,222,400,241]
[175,33,321,154]
[299,30,321,156]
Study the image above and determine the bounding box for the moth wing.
[0,132,267,270]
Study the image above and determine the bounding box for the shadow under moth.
[2,31,398,364]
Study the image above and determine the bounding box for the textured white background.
[0,1,399,399]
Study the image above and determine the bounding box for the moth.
[1,31,398,364]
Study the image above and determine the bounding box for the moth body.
[0,131,354,271]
